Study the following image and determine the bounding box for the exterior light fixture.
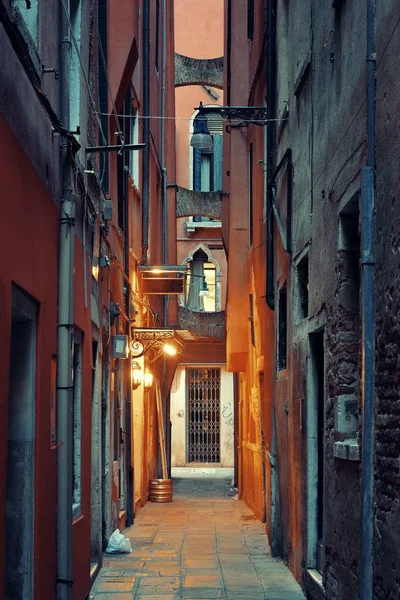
[199,275,209,298]
[131,360,142,390]
[130,328,183,361]
[194,103,269,127]
[163,343,177,357]
[92,264,99,280]
[112,334,129,359]
[144,368,153,390]
[139,265,186,295]
[190,102,213,151]
[99,255,111,268]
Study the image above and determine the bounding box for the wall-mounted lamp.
[130,328,183,361]
[112,334,129,359]
[99,255,111,268]
[199,275,209,298]
[163,343,177,356]
[144,368,153,390]
[131,360,142,389]
[190,102,213,151]
[192,103,269,130]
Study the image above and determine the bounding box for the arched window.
[185,249,216,312]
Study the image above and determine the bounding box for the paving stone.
[92,594,133,599]
[95,580,134,592]
[184,575,222,588]
[89,478,305,600]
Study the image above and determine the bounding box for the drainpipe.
[141,0,150,263]
[56,2,74,598]
[124,166,134,525]
[360,0,376,597]
[161,0,168,326]
[266,0,277,310]
[160,0,171,476]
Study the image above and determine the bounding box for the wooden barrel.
[149,478,173,503]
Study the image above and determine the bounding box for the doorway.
[186,368,221,463]
[307,330,326,574]
[6,286,37,599]
[90,340,102,579]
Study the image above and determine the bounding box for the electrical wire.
[96,111,288,123]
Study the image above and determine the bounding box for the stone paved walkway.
[90,479,305,600]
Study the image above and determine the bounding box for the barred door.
[187,368,221,463]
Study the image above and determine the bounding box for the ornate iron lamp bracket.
[220,106,268,126]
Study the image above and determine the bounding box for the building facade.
[0,1,176,598]
[171,0,234,475]
[224,0,400,599]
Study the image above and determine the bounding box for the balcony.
[178,306,226,341]
[185,219,222,234]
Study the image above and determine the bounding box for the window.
[13,0,39,46]
[247,0,254,40]
[278,284,287,370]
[295,254,309,321]
[118,86,138,230]
[70,0,82,136]
[129,108,139,187]
[72,329,83,519]
[155,0,160,73]
[249,294,255,346]
[186,250,216,312]
[334,203,361,441]
[249,143,253,247]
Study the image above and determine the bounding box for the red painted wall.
[0,118,58,599]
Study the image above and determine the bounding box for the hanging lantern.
[144,368,154,390]
[131,360,142,390]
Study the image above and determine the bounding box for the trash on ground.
[105,528,132,554]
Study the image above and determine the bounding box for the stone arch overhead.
[176,186,223,219]
[175,54,224,89]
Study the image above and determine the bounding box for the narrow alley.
[1,0,400,599]
[90,479,305,600]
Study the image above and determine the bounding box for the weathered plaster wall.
[0,117,59,600]
[224,0,387,596]
[373,2,400,598]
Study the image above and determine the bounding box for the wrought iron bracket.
[130,328,181,361]
[220,106,268,126]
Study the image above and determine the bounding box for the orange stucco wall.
[174,0,224,59]
[174,0,227,316]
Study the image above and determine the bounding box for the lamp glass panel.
[144,369,153,389]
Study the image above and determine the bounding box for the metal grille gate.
[187,368,221,463]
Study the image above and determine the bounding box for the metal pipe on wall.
[124,165,134,525]
[360,0,376,596]
[56,1,75,597]
[141,0,150,263]
[161,0,168,327]
[160,0,172,477]
[265,0,277,310]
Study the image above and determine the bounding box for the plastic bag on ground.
[105,528,132,554]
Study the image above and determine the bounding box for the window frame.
[72,328,83,520]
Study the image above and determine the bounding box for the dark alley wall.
[224,0,400,599]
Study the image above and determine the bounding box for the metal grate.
[186,368,221,463]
